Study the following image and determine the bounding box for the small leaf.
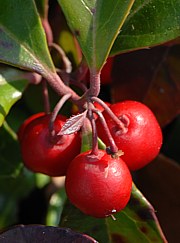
[58,111,87,135]
[58,0,135,70]
[0,66,27,126]
[0,225,97,243]
[111,0,180,55]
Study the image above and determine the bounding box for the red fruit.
[97,101,163,170]
[20,114,81,176]
[18,112,45,142]
[65,150,132,218]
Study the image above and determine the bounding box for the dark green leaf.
[0,0,55,74]
[58,0,135,70]
[0,168,35,227]
[60,184,166,242]
[35,0,48,18]
[0,66,27,126]
[0,225,97,243]
[0,122,22,177]
[111,0,180,55]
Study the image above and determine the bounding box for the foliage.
[0,0,179,242]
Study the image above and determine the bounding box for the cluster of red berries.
[18,100,162,218]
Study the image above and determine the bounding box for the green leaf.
[60,184,166,242]
[0,168,35,227]
[58,0,135,70]
[0,0,55,74]
[0,66,27,126]
[46,188,67,226]
[0,122,22,178]
[111,0,180,55]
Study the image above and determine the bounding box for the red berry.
[97,101,163,170]
[20,114,81,176]
[65,150,132,218]
[18,112,45,142]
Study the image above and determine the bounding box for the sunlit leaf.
[0,66,27,126]
[111,0,180,54]
[0,0,55,74]
[58,0,135,70]
[60,184,166,242]
[58,111,87,135]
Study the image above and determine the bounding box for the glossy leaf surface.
[58,0,134,70]
[60,184,166,242]
[0,66,27,126]
[0,0,55,74]
[111,0,180,55]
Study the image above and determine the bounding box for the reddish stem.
[88,108,99,156]
[89,69,101,97]
[92,109,118,154]
[49,93,72,136]
[44,72,80,103]
[42,79,50,114]
[91,97,128,134]
[49,43,72,73]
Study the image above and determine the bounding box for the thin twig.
[49,93,72,135]
[92,109,118,154]
[88,108,99,156]
[49,43,72,73]
[91,97,128,134]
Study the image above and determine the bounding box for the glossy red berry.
[65,150,132,218]
[18,112,45,142]
[97,100,163,170]
[20,114,81,176]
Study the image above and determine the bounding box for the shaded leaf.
[135,154,180,243]
[0,225,97,243]
[111,44,180,127]
[111,45,169,102]
[144,44,180,127]
[0,0,55,74]
[60,184,166,242]
[0,122,22,177]
[111,0,180,55]
[58,111,87,135]
[0,169,35,227]
[0,66,27,126]
[58,0,135,70]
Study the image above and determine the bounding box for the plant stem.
[49,43,72,73]
[93,109,118,154]
[49,93,72,135]
[89,69,101,97]
[91,97,128,134]
[88,109,98,156]
[44,71,80,102]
